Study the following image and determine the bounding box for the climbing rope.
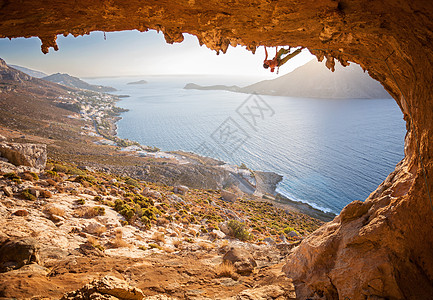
[307,47,433,214]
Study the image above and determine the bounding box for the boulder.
[223,247,257,275]
[0,142,47,170]
[61,275,145,300]
[0,237,40,272]
[221,190,237,202]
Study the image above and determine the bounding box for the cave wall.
[1,0,433,298]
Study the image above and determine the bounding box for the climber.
[263,46,304,73]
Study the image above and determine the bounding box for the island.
[127,79,148,85]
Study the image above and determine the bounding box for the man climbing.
[263,46,304,73]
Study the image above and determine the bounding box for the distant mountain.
[43,73,117,93]
[127,80,147,85]
[0,59,32,83]
[10,65,47,78]
[184,60,391,99]
[184,83,241,92]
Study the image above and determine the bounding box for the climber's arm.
[278,47,303,67]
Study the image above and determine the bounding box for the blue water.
[86,75,406,214]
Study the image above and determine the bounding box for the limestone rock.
[61,275,145,300]
[221,190,237,202]
[0,237,40,272]
[2,186,13,197]
[236,285,294,300]
[0,142,47,170]
[223,247,257,275]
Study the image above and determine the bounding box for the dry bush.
[152,232,165,243]
[109,229,130,248]
[94,225,107,236]
[75,206,105,218]
[87,236,105,251]
[44,205,65,217]
[215,261,238,280]
[156,217,170,226]
[198,241,215,251]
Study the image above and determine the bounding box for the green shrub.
[29,172,39,181]
[77,198,86,205]
[4,172,22,184]
[22,189,36,201]
[125,177,140,188]
[53,164,68,173]
[93,206,105,216]
[45,170,58,178]
[75,175,96,185]
[283,226,298,235]
[228,220,251,241]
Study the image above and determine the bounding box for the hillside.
[185,60,391,99]
[9,64,47,78]
[43,73,117,93]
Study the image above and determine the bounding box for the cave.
[1,0,432,298]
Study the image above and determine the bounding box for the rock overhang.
[1,0,433,298]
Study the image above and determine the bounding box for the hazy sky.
[0,30,314,78]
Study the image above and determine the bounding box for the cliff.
[0,0,433,298]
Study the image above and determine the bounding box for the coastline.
[92,92,337,222]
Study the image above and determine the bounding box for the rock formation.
[0,0,433,298]
[0,142,47,170]
[61,276,145,300]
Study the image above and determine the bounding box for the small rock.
[29,188,40,198]
[49,214,64,223]
[287,231,298,237]
[263,237,276,245]
[84,220,106,234]
[212,229,226,239]
[2,186,13,197]
[221,190,237,202]
[84,189,98,196]
[13,209,29,217]
[173,185,189,195]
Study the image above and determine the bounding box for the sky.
[0,30,314,78]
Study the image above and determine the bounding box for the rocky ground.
[0,139,324,299]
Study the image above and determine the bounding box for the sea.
[86,75,406,214]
